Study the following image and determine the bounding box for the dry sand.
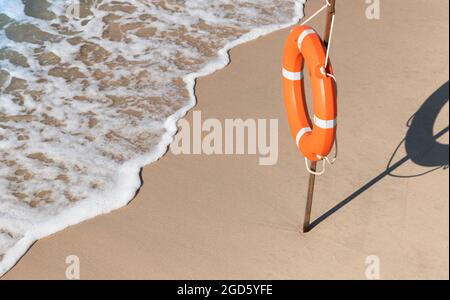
[3,0,449,279]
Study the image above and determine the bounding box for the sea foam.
[0,0,305,276]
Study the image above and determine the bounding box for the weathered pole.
[303,0,336,233]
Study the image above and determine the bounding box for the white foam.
[0,2,26,21]
[0,0,305,276]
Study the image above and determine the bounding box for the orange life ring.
[282,25,337,162]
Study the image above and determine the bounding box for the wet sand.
[3,0,449,279]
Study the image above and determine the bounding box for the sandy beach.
[3,0,449,279]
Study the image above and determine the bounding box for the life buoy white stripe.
[296,127,312,146]
[314,115,337,129]
[282,68,304,81]
[297,29,316,51]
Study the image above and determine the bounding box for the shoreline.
[3,0,449,279]
[0,1,305,277]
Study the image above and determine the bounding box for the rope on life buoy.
[300,0,332,26]
[300,0,337,80]
[304,137,338,176]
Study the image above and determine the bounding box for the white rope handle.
[320,66,337,82]
[305,137,338,176]
[318,137,338,165]
[329,140,338,164]
[305,157,326,176]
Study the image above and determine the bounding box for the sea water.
[0,0,304,275]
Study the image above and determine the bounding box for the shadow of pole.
[308,82,449,231]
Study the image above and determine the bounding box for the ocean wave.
[0,0,304,276]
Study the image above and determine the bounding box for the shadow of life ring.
[387,82,449,177]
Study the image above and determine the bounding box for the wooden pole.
[324,0,336,46]
[303,161,317,233]
[303,0,336,233]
